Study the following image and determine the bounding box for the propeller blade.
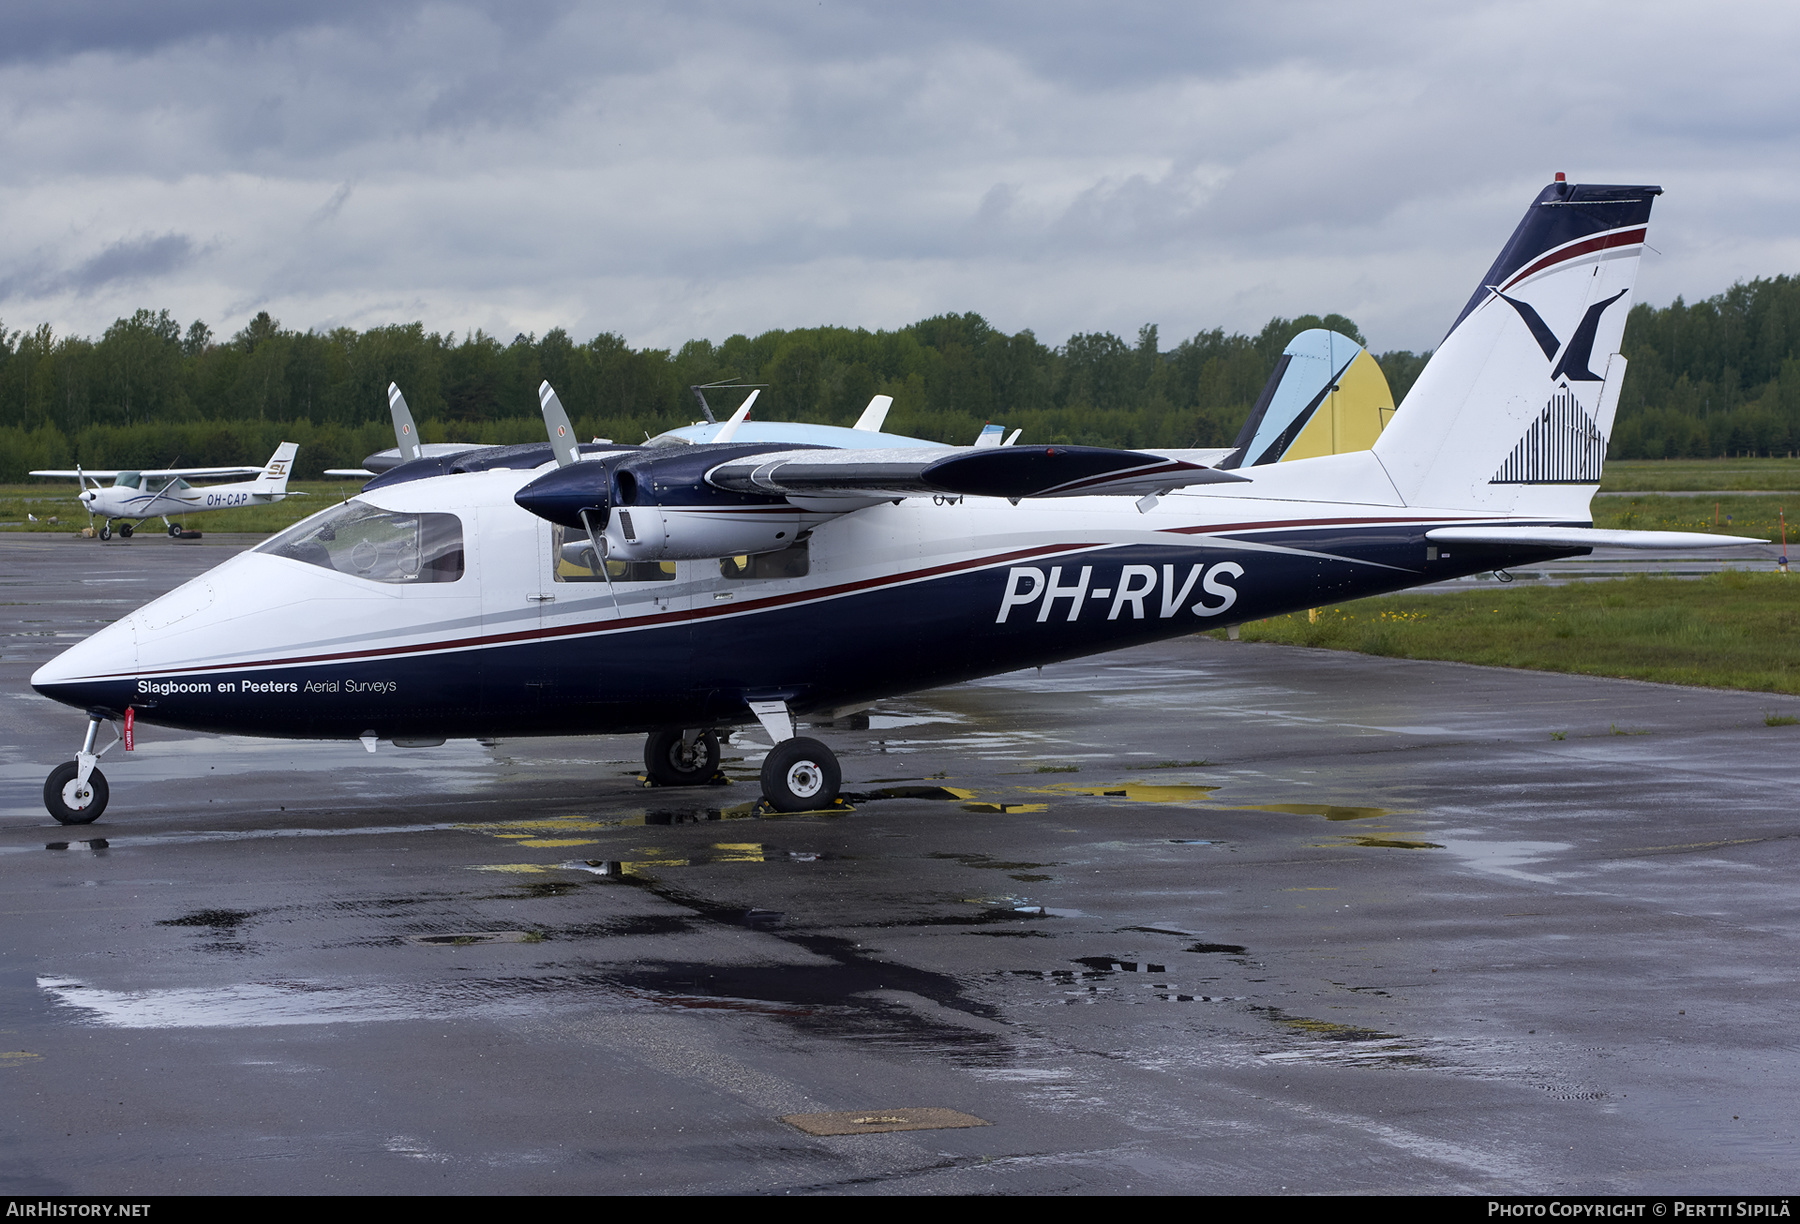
[538,382,581,466]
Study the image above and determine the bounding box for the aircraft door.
[476,502,556,728]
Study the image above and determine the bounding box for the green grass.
[1600,458,1800,492]
[1592,493,1793,541]
[0,480,360,534]
[1212,571,1800,694]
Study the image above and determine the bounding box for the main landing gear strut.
[640,701,842,813]
[747,700,841,812]
[44,713,115,825]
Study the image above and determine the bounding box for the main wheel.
[98,523,112,540]
[44,762,107,825]
[119,523,133,539]
[759,737,840,813]
[168,523,183,538]
[643,729,720,786]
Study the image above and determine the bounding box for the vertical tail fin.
[251,442,298,493]
[1222,329,1395,468]
[1372,180,1660,515]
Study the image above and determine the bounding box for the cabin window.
[258,501,464,583]
[551,526,676,583]
[720,540,809,580]
[114,472,142,490]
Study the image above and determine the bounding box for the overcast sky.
[2,0,1796,355]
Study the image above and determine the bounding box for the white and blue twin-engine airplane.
[30,180,1762,823]
[32,442,300,540]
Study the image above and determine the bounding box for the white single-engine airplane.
[31,443,301,540]
[30,180,1766,824]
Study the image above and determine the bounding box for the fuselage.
[83,476,287,520]
[32,452,1584,741]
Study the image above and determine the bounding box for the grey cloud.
[72,234,196,291]
[2,2,1799,354]
[0,233,196,301]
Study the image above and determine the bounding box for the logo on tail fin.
[1491,389,1606,484]
[1494,289,1629,382]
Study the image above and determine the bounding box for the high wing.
[30,465,262,480]
[704,444,1250,501]
[1426,525,1766,549]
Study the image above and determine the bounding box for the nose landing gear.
[44,714,116,824]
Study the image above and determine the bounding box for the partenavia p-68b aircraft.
[30,180,1765,824]
[30,443,300,540]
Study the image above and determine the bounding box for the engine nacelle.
[515,442,834,561]
[604,505,813,562]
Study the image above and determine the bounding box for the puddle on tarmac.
[1433,838,1573,883]
[1252,1006,1429,1067]
[1241,803,1392,821]
[1336,836,1444,850]
[469,840,837,879]
[44,839,108,853]
[1036,783,1221,804]
[37,973,608,1029]
[406,931,537,947]
[157,909,257,931]
[1000,956,1241,1006]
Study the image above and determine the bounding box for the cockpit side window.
[257,501,464,583]
[114,472,141,490]
[552,526,676,582]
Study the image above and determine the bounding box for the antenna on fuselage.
[689,380,767,426]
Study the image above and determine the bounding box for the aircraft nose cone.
[515,463,612,530]
[32,613,139,712]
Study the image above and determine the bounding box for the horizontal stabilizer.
[324,468,376,478]
[1426,526,1767,549]
[707,444,1249,501]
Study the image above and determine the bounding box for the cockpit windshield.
[113,472,141,489]
[257,500,464,583]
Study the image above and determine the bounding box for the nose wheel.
[44,715,115,824]
[44,761,107,824]
[98,522,112,540]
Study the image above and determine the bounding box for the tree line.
[2,272,1796,480]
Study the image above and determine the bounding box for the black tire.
[168,523,183,538]
[119,523,133,539]
[643,729,720,786]
[759,737,840,812]
[44,761,107,825]
[98,524,111,540]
